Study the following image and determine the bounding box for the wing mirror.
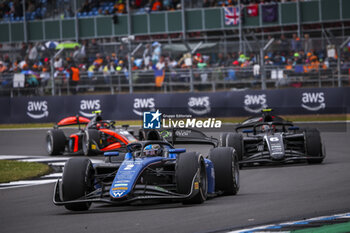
[168,148,186,153]
[104,152,119,157]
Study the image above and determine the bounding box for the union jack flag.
[224,7,240,25]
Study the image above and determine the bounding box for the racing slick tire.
[176,152,207,204]
[226,133,243,162]
[219,133,228,147]
[82,129,100,156]
[46,129,66,155]
[62,158,94,211]
[304,128,324,164]
[209,147,240,195]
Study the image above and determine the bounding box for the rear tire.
[176,152,207,204]
[62,158,94,211]
[209,147,239,195]
[46,129,66,155]
[82,130,100,156]
[226,133,243,162]
[305,128,324,164]
[219,133,228,147]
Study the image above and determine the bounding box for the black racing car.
[220,109,325,166]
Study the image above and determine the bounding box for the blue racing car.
[53,129,239,211]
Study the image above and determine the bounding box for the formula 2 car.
[46,112,137,156]
[53,129,239,211]
[220,109,325,166]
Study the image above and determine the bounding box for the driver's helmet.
[261,125,270,132]
[96,122,107,129]
[144,144,162,157]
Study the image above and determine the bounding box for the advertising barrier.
[0,87,348,124]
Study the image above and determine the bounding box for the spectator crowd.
[0,0,309,21]
[1,33,350,94]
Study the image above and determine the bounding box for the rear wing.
[55,115,90,129]
[236,121,294,133]
[159,128,218,147]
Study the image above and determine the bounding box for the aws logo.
[27,101,48,119]
[188,96,211,115]
[244,94,267,113]
[133,98,155,116]
[301,92,325,111]
[79,100,101,117]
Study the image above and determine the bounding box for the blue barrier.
[0,87,348,124]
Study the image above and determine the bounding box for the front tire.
[46,129,66,155]
[176,152,207,204]
[62,158,95,211]
[209,147,239,195]
[304,128,324,164]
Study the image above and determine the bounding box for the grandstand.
[0,0,349,96]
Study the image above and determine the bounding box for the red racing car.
[46,112,137,156]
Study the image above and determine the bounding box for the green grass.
[0,114,347,129]
[0,160,51,183]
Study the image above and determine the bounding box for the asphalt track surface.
[0,123,349,233]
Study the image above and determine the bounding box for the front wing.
[239,150,325,165]
[53,170,200,206]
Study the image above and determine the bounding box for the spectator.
[28,43,38,62]
[69,64,80,94]
[94,53,104,65]
[203,0,211,8]
[156,55,166,70]
[152,0,162,11]
[80,0,91,13]
[73,45,86,63]
[27,1,36,13]
[11,0,23,18]
[103,61,116,84]
[88,39,99,59]
[291,33,301,52]
[0,61,8,73]
[303,33,313,53]
[0,2,10,19]
[54,56,63,69]
[143,44,151,68]
[277,34,289,54]
[151,41,161,64]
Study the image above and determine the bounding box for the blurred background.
[0,0,349,96]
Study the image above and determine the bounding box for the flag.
[224,7,240,25]
[246,4,258,17]
[262,4,278,22]
[154,69,165,87]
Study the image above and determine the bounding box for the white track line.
[0,155,104,190]
[41,173,62,178]
[0,155,41,160]
[229,212,350,233]
[19,158,71,162]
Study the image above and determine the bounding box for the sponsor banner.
[0,97,11,124]
[283,88,346,115]
[65,95,114,119]
[0,87,349,124]
[10,96,65,123]
[115,93,173,120]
